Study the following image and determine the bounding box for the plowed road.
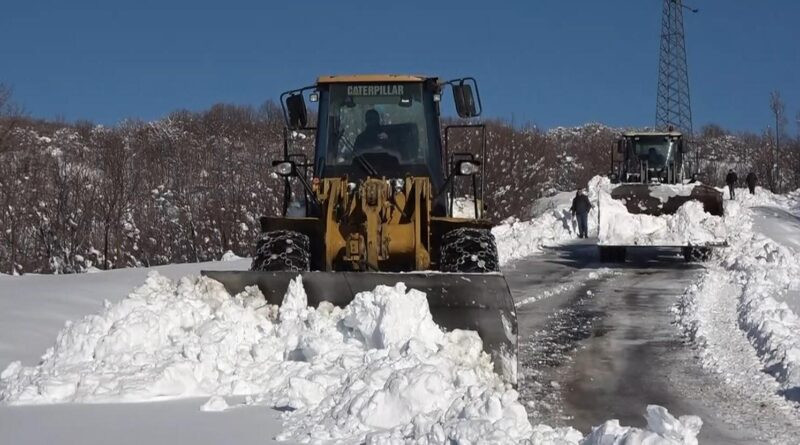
[508,241,798,444]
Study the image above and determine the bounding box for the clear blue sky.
[2,0,798,132]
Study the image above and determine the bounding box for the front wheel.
[250,230,310,272]
[439,227,500,273]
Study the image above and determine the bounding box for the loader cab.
[615,131,684,184]
[313,77,446,189]
[278,74,486,219]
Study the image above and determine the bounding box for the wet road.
[505,242,770,444]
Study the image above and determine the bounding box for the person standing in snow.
[570,189,592,239]
[746,171,757,195]
[725,169,738,200]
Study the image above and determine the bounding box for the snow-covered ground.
[1,259,704,443]
[5,182,798,444]
[677,187,800,406]
[0,259,289,445]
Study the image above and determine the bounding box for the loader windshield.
[315,83,443,181]
[632,137,676,169]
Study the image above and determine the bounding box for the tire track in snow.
[515,268,617,308]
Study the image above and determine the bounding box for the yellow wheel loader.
[598,131,725,262]
[202,75,518,383]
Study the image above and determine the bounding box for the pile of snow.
[726,185,800,210]
[710,203,800,398]
[1,272,702,443]
[597,191,727,246]
[220,250,243,261]
[492,177,606,264]
[596,181,727,246]
[493,175,732,262]
[677,189,800,403]
[582,405,702,445]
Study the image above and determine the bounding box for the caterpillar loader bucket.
[610,183,724,217]
[201,270,518,383]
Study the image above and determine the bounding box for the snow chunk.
[200,395,229,412]
[342,282,443,349]
[584,405,702,445]
[220,250,242,261]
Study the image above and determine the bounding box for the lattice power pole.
[655,0,697,135]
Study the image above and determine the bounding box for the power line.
[655,0,697,136]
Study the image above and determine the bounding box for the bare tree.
[0,84,24,154]
[769,91,787,192]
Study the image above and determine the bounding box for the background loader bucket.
[610,183,724,216]
[201,270,519,384]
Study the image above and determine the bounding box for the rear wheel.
[250,230,310,272]
[439,227,499,273]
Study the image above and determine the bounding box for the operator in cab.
[647,147,665,167]
[354,109,390,152]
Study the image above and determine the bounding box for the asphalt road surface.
[506,240,797,444]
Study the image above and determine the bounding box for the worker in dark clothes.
[354,109,389,152]
[725,169,738,200]
[570,189,592,239]
[746,171,757,195]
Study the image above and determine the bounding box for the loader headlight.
[458,160,481,176]
[274,161,294,176]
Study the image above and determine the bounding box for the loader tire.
[682,246,711,263]
[439,228,500,273]
[250,230,310,272]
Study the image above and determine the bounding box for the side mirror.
[456,160,481,176]
[285,94,307,129]
[272,160,296,177]
[453,83,478,118]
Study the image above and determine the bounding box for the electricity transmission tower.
[655,0,697,135]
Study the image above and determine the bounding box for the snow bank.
[727,185,800,210]
[493,177,606,264]
[597,192,727,246]
[677,190,800,403]
[720,233,800,398]
[493,213,576,265]
[1,272,702,443]
[596,181,727,246]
